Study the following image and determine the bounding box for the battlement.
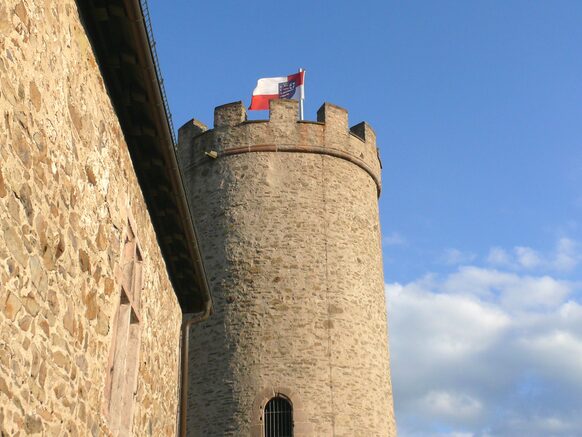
[178,100,382,194]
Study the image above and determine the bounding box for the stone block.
[214,101,247,128]
[4,292,22,320]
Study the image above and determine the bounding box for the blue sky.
[149,1,582,435]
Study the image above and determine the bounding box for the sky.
[148,1,582,435]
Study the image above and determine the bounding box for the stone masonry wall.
[0,1,182,435]
[178,100,396,436]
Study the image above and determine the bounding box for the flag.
[249,70,305,110]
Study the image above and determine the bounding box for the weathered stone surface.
[38,318,50,337]
[0,3,11,35]
[22,294,40,316]
[4,292,22,320]
[53,351,69,369]
[0,375,11,398]
[14,2,29,27]
[13,126,32,169]
[0,168,6,198]
[95,223,107,251]
[85,164,97,186]
[4,227,27,266]
[1,1,183,435]
[83,291,97,320]
[78,248,90,273]
[47,289,59,314]
[95,310,109,336]
[103,277,114,296]
[179,100,395,436]
[18,314,32,331]
[63,304,75,337]
[34,214,47,243]
[29,81,41,111]
[24,414,43,434]
[29,256,47,295]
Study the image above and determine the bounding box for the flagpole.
[299,68,305,121]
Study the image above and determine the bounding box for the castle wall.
[0,2,182,435]
[179,100,396,436]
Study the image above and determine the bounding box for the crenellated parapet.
[178,100,382,195]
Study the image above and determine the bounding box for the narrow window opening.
[264,396,293,437]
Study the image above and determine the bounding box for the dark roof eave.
[76,0,212,315]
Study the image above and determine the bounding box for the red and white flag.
[249,70,305,111]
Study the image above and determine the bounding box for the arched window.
[264,396,293,437]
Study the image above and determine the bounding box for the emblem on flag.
[249,70,305,112]
[278,80,297,99]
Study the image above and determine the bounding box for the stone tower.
[177,100,396,436]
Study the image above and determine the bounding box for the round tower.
[177,99,396,436]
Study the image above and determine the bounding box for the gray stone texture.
[179,100,396,436]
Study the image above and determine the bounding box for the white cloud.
[558,300,582,330]
[493,414,580,436]
[485,238,580,273]
[515,246,543,269]
[439,266,573,310]
[553,238,579,271]
[486,247,511,266]
[386,264,582,437]
[389,280,509,361]
[440,248,476,265]
[519,330,582,386]
[396,429,476,437]
[422,391,483,420]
